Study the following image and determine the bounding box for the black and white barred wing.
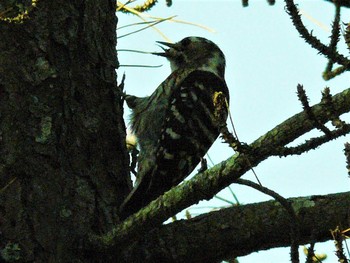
[120,70,229,219]
[148,70,229,187]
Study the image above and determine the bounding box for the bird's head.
[153,36,226,78]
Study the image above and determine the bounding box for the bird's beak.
[152,41,176,57]
[156,41,177,48]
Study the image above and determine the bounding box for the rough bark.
[119,191,350,263]
[0,1,129,262]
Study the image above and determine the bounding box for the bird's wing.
[119,70,229,219]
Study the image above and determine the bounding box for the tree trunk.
[0,1,129,261]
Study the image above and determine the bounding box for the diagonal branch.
[90,87,350,250]
[285,0,350,67]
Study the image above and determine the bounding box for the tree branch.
[119,191,350,262]
[90,87,350,251]
[324,0,350,8]
[285,0,350,67]
[235,179,300,263]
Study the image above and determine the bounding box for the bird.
[119,36,230,219]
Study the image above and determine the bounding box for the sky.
[117,1,350,262]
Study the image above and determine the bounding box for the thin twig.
[235,179,300,263]
[297,84,332,136]
[284,0,350,66]
[324,3,341,74]
[275,123,350,157]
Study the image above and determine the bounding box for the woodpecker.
[119,37,230,219]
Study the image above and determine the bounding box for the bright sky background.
[117,1,350,262]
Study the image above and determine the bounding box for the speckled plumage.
[119,37,230,219]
